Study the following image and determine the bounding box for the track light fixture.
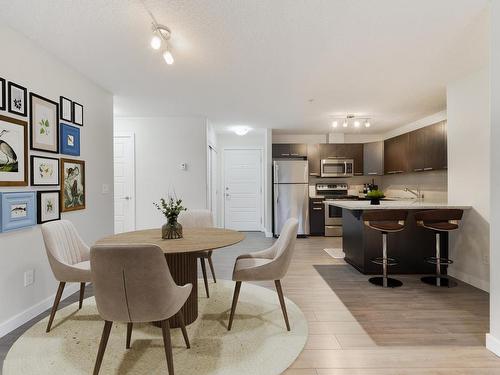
[150,24,174,65]
[330,114,373,130]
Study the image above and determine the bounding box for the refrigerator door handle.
[274,164,279,183]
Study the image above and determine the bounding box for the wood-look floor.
[1,233,498,375]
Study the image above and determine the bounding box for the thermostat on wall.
[180,163,187,171]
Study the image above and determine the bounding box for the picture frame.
[0,191,36,232]
[30,155,60,186]
[8,82,27,117]
[0,78,5,111]
[37,190,60,224]
[0,114,28,186]
[29,93,59,153]
[61,158,85,212]
[73,102,83,126]
[60,96,72,123]
[60,123,80,156]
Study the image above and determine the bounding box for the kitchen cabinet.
[409,121,447,172]
[319,143,363,175]
[364,141,384,176]
[384,133,409,174]
[350,144,364,176]
[309,198,325,236]
[272,143,307,158]
[307,144,320,177]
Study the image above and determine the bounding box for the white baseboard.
[487,334,500,357]
[265,231,273,238]
[0,283,80,338]
[447,269,489,292]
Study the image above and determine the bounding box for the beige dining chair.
[90,244,191,375]
[228,217,299,331]
[178,209,216,298]
[41,219,91,332]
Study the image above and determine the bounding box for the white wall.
[114,117,207,229]
[0,25,114,336]
[447,67,490,292]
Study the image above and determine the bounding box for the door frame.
[221,147,264,231]
[113,132,136,233]
[207,144,218,226]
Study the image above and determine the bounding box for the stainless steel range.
[316,183,358,237]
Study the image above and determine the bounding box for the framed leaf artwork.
[8,82,27,117]
[0,78,5,111]
[0,191,36,232]
[61,158,85,212]
[73,102,83,126]
[60,123,80,156]
[29,93,59,153]
[0,114,28,186]
[60,96,72,123]
[37,190,60,224]
[30,155,59,186]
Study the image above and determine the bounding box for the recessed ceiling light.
[332,121,338,128]
[365,121,371,128]
[232,126,251,136]
[354,121,360,128]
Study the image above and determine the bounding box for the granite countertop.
[325,200,471,210]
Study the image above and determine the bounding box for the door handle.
[123,196,131,200]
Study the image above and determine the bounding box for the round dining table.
[96,227,245,327]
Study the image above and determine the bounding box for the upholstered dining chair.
[41,220,91,333]
[90,244,192,375]
[228,217,298,331]
[178,209,216,298]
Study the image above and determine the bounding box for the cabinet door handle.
[368,172,378,175]
[423,167,433,171]
[281,153,290,156]
[414,168,423,172]
[312,207,323,211]
[291,153,299,156]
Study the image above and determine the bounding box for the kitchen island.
[328,200,471,275]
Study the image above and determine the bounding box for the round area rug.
[3,280,307,375]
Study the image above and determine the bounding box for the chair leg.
[161,319,175,375]
[228,281,242,331]
[200,258,210,298]
[176,311,190,349]
[79,282,86,309]
[93,321,113,375]
[126,323,133,349]
[46,282,66,333]
[207,251,216,283]
[275,280,291,331]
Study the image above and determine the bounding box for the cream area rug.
[3,279,307,375]
[324,248,345,259]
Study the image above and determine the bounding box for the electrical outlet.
[24,269,34,287]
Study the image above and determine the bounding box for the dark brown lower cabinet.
[309,198,325,236]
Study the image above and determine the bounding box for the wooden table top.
[96,227,245,254]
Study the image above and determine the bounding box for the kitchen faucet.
[404,187,423,200]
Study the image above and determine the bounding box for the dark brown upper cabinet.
[364,141,384,176]
[319,143,363,175]
[307,144,320,176]
[272,143,307,158]
[384,133,409,174]
[408,121,447,172]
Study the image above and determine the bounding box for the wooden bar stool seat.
[415,209,463,288]
[363,210,408,288]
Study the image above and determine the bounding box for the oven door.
[325,203,343,226]
[321,159,354,177]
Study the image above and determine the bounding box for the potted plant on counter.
[366,189,385,205]
[154,196,187,239]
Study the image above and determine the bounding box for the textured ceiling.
[0,0,490,134]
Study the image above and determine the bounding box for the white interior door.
[114,134,135,234]
[224,149,262,231]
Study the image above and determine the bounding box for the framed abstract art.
[30,155,59,186]
[60,96,72,123]
[37,190,60,224]
[29,93,59,153]
[0,191,36,232]
[73,101,83,126]
[8,82,27,117]
[0,78,5,111]
[0,114,28,186]
[61,158,85,212]
[60,123,80,156]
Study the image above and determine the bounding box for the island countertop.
[325,200,471,210]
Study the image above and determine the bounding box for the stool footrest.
[425,256,453,265]
[371,257,398,266]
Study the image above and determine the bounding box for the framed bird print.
[0,114,28,186]
[60,96,72,123]
[30,155,59,186]
[61,158,85,212]
[60,123,80,156]
[8,82,27,117]
[0,191,36,232]
[73,102,83,126]
[29,93,59,153]
[37,190,60,224]
[0,78,5,111]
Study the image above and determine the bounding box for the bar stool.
[363,210,408,288]
[414,209,463,288]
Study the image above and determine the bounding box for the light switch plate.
[102,184,110,194]
[24,269,34,287]
[180,163,187,171]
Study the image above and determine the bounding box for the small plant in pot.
[366,189,385,205]
[154,196,187,239]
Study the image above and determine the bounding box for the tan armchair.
[41,220,91,332]
[90,244,191,375]
[178,209,216,298]
[228,218,298,331]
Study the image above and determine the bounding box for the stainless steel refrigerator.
[273,160,309,236]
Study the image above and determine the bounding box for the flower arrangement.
[154,196,187,239]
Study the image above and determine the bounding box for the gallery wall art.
[60,123,80,156]
[8,82,27,117]
[29,93,59,153]
[61,158,85,212]
[0,78,5,111]
[30,155,59,186]
[37,190,60,224]
[60,96,72,123]
[73,101,83,126]
[0,114,28,186]
[0,191,36,232]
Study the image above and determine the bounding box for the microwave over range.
[320,158,354,177]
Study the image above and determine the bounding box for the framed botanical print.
[30,155,59,186]
[8,82,27,117]
[60,123,80,156]
[0,191,36,232]
[0,114,28,186]
[37,190,60,224]
[0,78,5,111]
[73,101,83,126]
[60,96,72,122]
[29,93,59,153]
[61,158,85,212]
